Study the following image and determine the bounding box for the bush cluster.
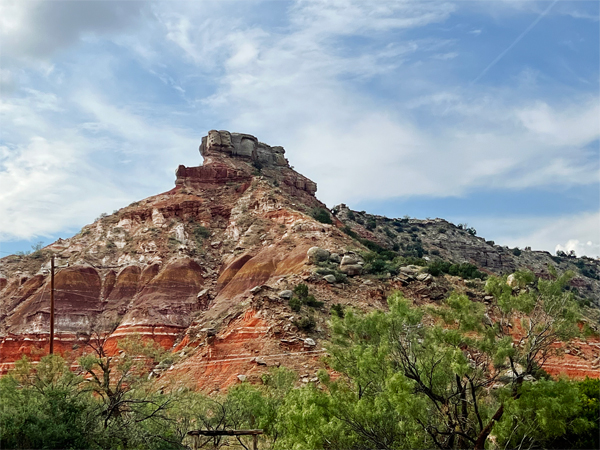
[426,260,486,280]
[288,284,324,312]
[192,225,211,245]
[311,208,333,224]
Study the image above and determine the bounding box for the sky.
[0,0,598,258]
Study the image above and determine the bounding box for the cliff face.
[1,130,598,385]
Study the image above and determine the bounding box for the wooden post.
[50,255,55,355]
[187,429,263,450]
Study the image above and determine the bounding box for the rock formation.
[1,130,598,386]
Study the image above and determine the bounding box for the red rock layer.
[122,258,204,328]
[165,310,324,393]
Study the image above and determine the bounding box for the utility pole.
[50,255,55,355]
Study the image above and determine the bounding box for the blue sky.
[0,0,598,258]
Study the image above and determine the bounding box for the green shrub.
[289,297,302,312]
[365,218,377,231]
[512,247,522,256]
[330,303,345,318]
[427,260,486,280]
[293,315,316,331]
[311,208,333,224]
[293,283,309,299]
[304,295,324,308]
[342,226,359,239]
[193,225,211,244]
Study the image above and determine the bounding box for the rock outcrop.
[176,130,317,200]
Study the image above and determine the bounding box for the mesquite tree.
[322,269,582,450]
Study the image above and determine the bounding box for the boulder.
[416,273,432,282]
[307,247,330,264]
[340,254,362,266]
[304,338,316,347]
[237,374,247,382]
[279,290,293,299]
[507,274,518,288]
[329,253,341,263]
[323,274,336,283]
[340,264,363,276]
[400,265,420,275]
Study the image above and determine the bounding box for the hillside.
[1,130,599,387]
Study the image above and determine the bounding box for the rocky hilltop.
[1,130,599,387]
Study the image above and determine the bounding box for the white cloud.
[151,0,598,206]
[0,135,127,240]
[0,89,199,240]
[0,0,146,61]
[473,211,600,258]
[1,0,597,247]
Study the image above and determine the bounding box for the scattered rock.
[252,357,267,365]
[200,328,217,336]
[250,285,269,294]
[340,254,361,266]
[197,288,210,300]
[307,247,330,264]
[304,338,316,347]
[416,273,432,282]
[323,274,336,283]
[340,264,363,276]
[507,274,518,288]
[400,265,420,275]
[237,374,247,382]
[329,253,341,263]
[278,290,293,299]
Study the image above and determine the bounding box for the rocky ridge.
[1,130,598,387]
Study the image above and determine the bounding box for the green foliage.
[289,283,323,311]
[293,283,309,298]
[574,259,600,280]
[495,378,598,450]
[426,260,486,279]
[289,296,302,312]
[330,303,345,318]
[341,225,358,239]
[0,355,97,450]
[311,208,333,224]
[293,315,316,331]
[316,276,583,450]
[512,247,522,256]
[193,225,211,245]
[365,217,377,230]
[304,295,324,308]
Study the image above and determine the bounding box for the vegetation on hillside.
[1,271,598,450]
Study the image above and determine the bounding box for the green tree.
[320,268,582,449]
[0,355,98,449]
[77,325,184,449]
